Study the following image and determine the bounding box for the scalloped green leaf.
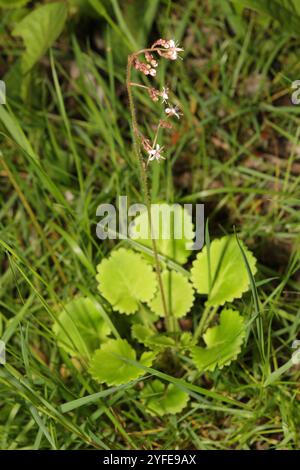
[96,248,157,315]
[191,235,257,307]
[130,203,194,264]
[132,325,196,352]
[180,332,196,349]
[132,324,176,349]
[12,2,68,73]
[149,270,194,318]
[53,297,111,359]
[190,309,246,372]
[89,339,156,386]
[141,379,189,416]
[130,306,159,327]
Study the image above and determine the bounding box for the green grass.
[0,0,300,450]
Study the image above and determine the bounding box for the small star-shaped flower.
[165,39,184,60]
[165,105,182,119]
[147,144,165,163]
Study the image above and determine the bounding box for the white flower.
[147,144,165,162]
[164,39,184,60]
[165,105,182,119]
[152,38,184,61]
[161,87,169,103]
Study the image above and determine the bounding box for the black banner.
[0,450,299,466]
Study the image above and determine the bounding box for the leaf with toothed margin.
[148,270,195,318]
[96,248,157,315]
[132,324,176,350]
[141,379,189,416]
[191,235,257,307]
[129,203,194,264]
[89,339,156,386]
[132,325,196,352]
[53,297,111,360]
[190,309,246,372]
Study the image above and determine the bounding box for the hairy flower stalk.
[126,39,183,331]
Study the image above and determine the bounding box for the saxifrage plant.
[53,39,257,417]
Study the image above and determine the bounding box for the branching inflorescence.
[127,38,183,164]
[126,38,184,330]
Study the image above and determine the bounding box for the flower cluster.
[151,39,184,61]
[133,39,183,77]
[130,38,184,164]
[133,57,157,77]
[147,86,169,104]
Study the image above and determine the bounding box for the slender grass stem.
[0,155,67,285]
[152,122,163,148]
